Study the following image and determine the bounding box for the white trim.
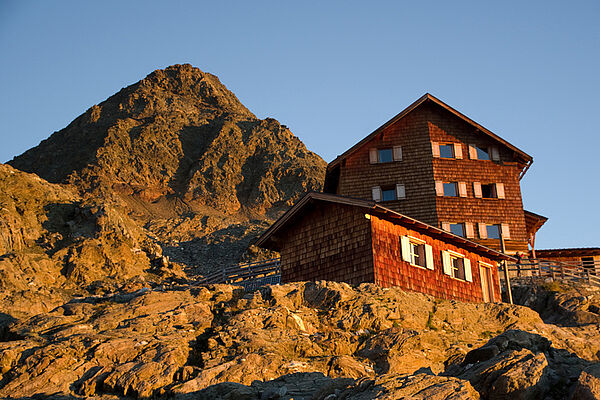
[407,235,426,244]
[393,146,403,161]
[464,258,473,282]
[454,143,463,159]
[479,260,495,268]
[432,142,440,158]
[469,144,478,159]
[425,244,434,270]
[442,250,452,275]
[372,186,382,202]
[400,236,411,263]
[396,183,406,200]
[447,249,467,258]
[369,148,378,164]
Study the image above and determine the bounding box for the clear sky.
[1,1,598,249]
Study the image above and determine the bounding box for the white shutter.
[465,222,475,238]
[478,223,487,239]
[441,222,450,231]
[469,144,478,159]
[473,182,482,198]
[464,258,473,282]
[372,186,382,202]
[496,183,505,199]
[501,223,511,239]
[369,148,378,164]
[396,184,406,199]
[393,146,403,161]
[435,181,444,196]
[401,236,411,263]
[432,142,440,158]
[458,182,467,197]
[442,251,452,275]
[454,143,463,159]
[425,244,434,270]
[491,146,500,161]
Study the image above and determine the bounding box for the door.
[480,266,494,302]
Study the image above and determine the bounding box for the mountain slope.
[10,64,326,217]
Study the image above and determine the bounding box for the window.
[400,236,434,269]
[476,146,490,160]
[443,182,458,197]
[486,224,501,239]
[481,184,497,199]
[369,146,403,164]
[439,144,454,159]
[442,250,472,281]
[372,184,406,202]
[449,223,465,237]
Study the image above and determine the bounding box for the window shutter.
[478,223,487,239]
[473,182,482,198]
[393,146,403,161]
[369,148,378,164]
[458,182,467,197]
[496,183,505,199]
[465,222,475,238]
[464,258,473,282]
[441,222,450,231]
[435,181,444,196]
[454,143,463,159]
[442,251,452,275]
[469,144,478,159]
[396,184,406,199]
[372,186,382,202]
[491,146,500,161]
[432,142,440,158]
[400,236,411,263]
[501,223,511,239]
[425,244,434,270]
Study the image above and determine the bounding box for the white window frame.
[401,236,434,270]
[369,146,403,164]
[441,250,472,282]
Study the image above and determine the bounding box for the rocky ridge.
[0,280,599,399]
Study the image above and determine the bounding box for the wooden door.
[480,266,494,302]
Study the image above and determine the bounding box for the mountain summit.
[10,64,326,216]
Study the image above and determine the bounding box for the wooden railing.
[501,259,600,287]
[198,258,281,289]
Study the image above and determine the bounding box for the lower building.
[533,248,600,276]
[256,192,513,303]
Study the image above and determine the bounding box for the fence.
[501,259,600,287]
[198,258,281,290]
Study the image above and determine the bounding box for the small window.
[439,144,454,159]
[409,241,426,268]
[449,223,465,237]
[451,256,466,280]
[476,146,490,160]
[381,188,396,201]
[486,224,501,239]
[481,184,497,199]
[443,182,458,197]
[378,148,393,163]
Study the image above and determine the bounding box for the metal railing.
[501,259,600,287]
[198,258,281,288]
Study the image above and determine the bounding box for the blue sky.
[1,1,598,249]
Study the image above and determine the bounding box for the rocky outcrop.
[0,281,598,399]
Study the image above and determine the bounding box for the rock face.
[9,64,326,217]
[0,281,598,399]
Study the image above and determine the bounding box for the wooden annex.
[533,248,600,275]
[324,93,545,255]
[256,193,512,303]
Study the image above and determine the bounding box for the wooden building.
[534,248,600,275]
[256,192,513,303]
[324,93,544,254]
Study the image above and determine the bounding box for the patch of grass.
[426,311,438,331]
[480,330,493,339]
[542,281,565,293]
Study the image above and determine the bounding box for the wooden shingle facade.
[324,94,541,254]
[256,193,510,303]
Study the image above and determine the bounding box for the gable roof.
[256,192,514,261]
[328,93,533,172]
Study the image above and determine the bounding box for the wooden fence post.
[500,234,513,304]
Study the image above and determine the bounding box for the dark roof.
[524,210,548,235]
[328,93,533,171]
[256,192,514,261]
[535,248,600,257]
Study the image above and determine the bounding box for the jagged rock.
[571,363,600,400]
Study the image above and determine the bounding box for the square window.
[439,144,454,159]
[481,183,497,198]
[443,182,458,197]
[449,223,465,237]
[451,256,466,280]
[381,188,396,201]
[486,224,501,239]
[409,241,426,267]
[476,146,490,160]
[378,148,393,163]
